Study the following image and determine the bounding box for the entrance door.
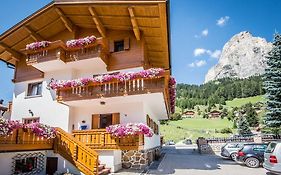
[100,114,112,128]
[92,113,120,129]
[46,157,58,175]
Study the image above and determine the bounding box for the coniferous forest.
[176,76,265,110]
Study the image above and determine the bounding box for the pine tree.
[264,33,281,134]
[237,115,252,136]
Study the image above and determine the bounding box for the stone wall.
[122,147,161,169]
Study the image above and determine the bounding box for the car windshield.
[265,142,277,153]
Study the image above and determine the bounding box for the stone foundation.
[122,147,161,169]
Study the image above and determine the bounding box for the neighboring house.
[0,101,12,120]
[0,0,172,175]
[208,110,221,118]
[183,110,195,118]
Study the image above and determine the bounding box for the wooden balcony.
[22,38,108,72]
[57,76,167,102]
[0,128,53,152]
[72,129,144,150]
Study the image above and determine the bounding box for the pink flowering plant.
[0,117,22,136]
[169,77,176,113]
[106,123,153,137]
[25,122,56,139]
[49,68,165,90]
[26,41,51,50]
[0,117,55,139]
[66,35,97,48]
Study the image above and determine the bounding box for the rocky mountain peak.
[204,31,273,83]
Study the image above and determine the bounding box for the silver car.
[264,142,281,174]
[221,142,244,160]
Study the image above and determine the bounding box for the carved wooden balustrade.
[72,129,144,150]
[0,128,53,151]
[57,76,167,101]
[54,128,99,175]
[23,38,108,66]
[0,128,99,174]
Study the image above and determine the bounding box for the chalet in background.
[208,110,222,118]
[0,0,173,174]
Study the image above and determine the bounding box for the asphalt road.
[146,145,267,175]
[115,145,268,175]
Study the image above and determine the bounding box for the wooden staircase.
[0,128,111,175]
[54,128,111,175]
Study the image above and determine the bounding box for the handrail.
[21,38,105,54]
[23,38,108,65]
[72,129,144,150]
[0,128,53,151]
[55,127,99,175]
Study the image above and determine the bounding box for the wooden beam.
[0,42,21,61]
[24,26,44,41]
[158,3,169,66]
[128,7,141,41]
[88,7,106,38]
[55,8,75,33]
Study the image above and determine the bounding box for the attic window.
[114,40,124,52]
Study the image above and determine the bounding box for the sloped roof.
[0,0,170,69]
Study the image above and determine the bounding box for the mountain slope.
[205,31,272,83]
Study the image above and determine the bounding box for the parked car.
[165,140,175,145]
[221,142,245,160]
[183,139,192,145]
[264,142,281,174]
[236,143,268,168]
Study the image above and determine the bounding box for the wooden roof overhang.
[0,0,170,69]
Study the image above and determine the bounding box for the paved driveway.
[115,145,268,175]
[147,145,267,175]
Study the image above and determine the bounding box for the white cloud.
[216,16,230,27]
[193,48,221,59]
[210,50,221,58]
[188,60,207,68]
[194,48,207,56]
[195,29,209,38]
[201,29,208,36]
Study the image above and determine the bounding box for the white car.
[264,142,281,175]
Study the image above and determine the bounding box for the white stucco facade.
[8,67,165,173]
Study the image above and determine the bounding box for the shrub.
[171,112,182,121]
[220,127,233,134]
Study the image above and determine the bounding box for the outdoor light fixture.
[28,109,34,116]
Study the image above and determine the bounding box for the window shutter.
[124,37,130,50]
[92,114,100,129]
[109,40,114,52]
[112,113,120,125]
[146,115,150,126]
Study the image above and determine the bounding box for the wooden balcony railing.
[72,129,144,150]
[0,128,100,174]
[0,128,53,151]
[23,38,108,66]
[57,76,167,102]
[54,128,99,175]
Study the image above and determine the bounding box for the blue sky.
[1,0,281,103]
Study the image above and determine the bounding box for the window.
[15,157,37,174]
[253,144,267,152]
[100,114,113,128]
[265,142,277,153]
[27,82,42,97]
[23,117,40,124]
[114,40,124,52]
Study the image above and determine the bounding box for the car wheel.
[245,157,260,168]
[230,153,237,161]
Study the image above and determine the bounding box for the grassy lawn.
[226,95,265,108]
[160,117,234,143]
